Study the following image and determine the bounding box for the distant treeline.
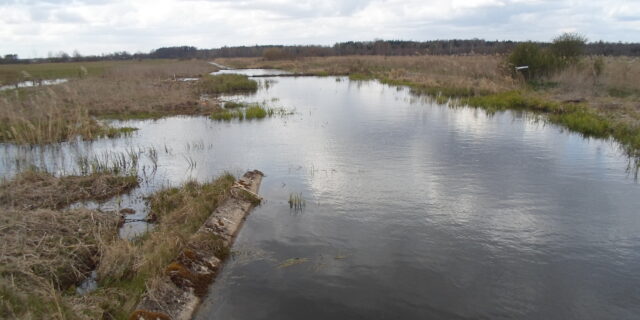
[2,39,640,64]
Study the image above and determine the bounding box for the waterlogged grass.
[197,74,258,94]
[224,101,246,109]
[0,169,139,210]
[210,104,294,121]
[210,109,244,121]
[245,105,267,119]
[0,116,137,145]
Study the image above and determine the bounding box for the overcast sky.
[1,0,639,58]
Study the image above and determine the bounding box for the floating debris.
[278,257,309,269]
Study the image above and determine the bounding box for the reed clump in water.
[210,109,244,121]
[245,105,267,119]
[289,192,306,210]
[196,74,258,94]
[210,103,293,121]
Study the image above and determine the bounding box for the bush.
[508,42,560,80]
[508,33,587,82]
[551,33,587,62]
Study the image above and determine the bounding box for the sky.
[1,0,639,58]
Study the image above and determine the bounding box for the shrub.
[508,33,587,82]
[551,33,587,63]
[508,42,560,80]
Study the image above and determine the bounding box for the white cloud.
[0,0,638,58]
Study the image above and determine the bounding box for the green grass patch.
[245,105,267,119]
[348,73,375,81]
[197,74,258,94]
[211,104,292,121]
[224,101,246,109]
[463,91,562,113]
[608,87,640,98]
[210,109,244,121]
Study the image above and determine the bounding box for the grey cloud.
[201,0,372,18]
[2,0,640,58]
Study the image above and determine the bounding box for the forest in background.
[2,39,640,64]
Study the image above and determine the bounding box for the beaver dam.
[2,67,640,320]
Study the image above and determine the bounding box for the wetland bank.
[1,57,640,320]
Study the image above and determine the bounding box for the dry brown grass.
[94,174,235,319]
[0,60,219,144]
[0,208,118,319]
[217,55,517,94]
[0,170,139,210]
[549,56,640,126]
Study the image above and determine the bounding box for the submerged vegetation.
[0,170,138,210]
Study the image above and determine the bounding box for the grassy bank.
[0,173,237,319]
[216,56,640,159]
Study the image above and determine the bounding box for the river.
[3,71,640,319]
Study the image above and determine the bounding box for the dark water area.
[2,72,639,319]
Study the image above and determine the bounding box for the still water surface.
[2,72,639,319]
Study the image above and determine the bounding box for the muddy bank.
[130,170,263,320]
